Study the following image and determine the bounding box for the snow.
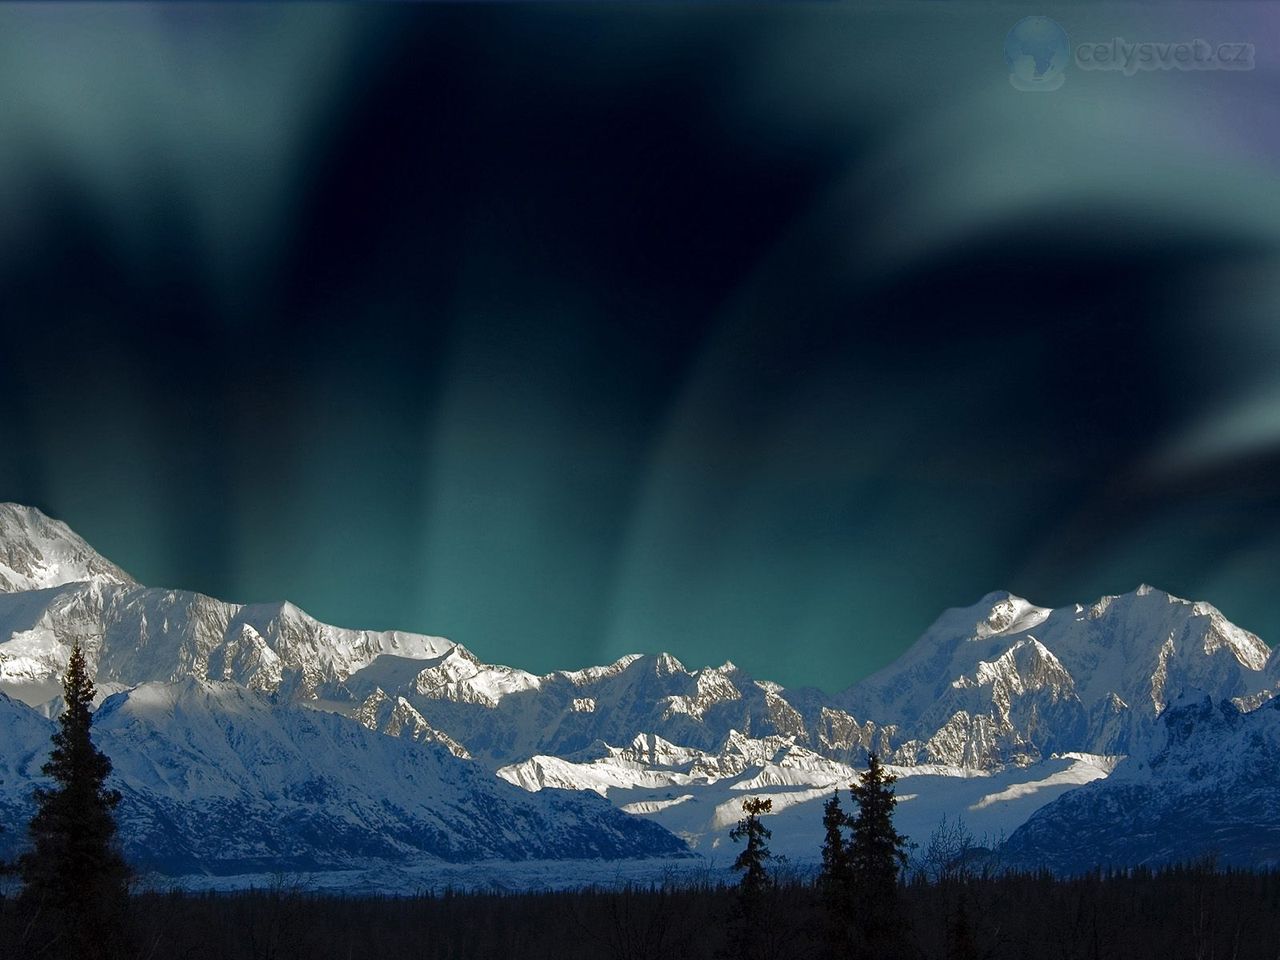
[1002,695,1280,871]
[621,794,695,815]
[0,503,135,593]
[581,751,1128,862]
[969,754,1119,810]
[0,681,688,873]
[5,503,1280,884]
[504,724,1124,865]
[557,654,643,685]
[974,594,1052,640]
[654,652,686,676]
[0,583,462,707]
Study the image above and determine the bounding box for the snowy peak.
[974,593,1052,639]
[840,585,1276,767]
[227,600,457,695]
[653,652,687,677]
[408,645,542,707]
[352,687,471,758]
[0,503,135,593]
[0,579,460,707]
[1190,601,1269,671]
[557,654,643,686]
[662,667,742,720]
[952,638,1076,701]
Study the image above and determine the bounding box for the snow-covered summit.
[0,576,459,707]
[973,592,1053,639]
[837,585,1275,766]
[0,503,135,593]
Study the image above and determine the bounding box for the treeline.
[4,863,1280,960]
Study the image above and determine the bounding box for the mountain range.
[1002,689,1280,872]
[1,502,1276,885]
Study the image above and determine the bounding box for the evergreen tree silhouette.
[721,796,775,960]
[848,753,911,957]
[818,789,854,958]
[849,753,909,886]
[819,789,851,895]
[19,642,129,955]
[730,796,773,896]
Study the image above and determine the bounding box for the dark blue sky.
[1,4,1278,690]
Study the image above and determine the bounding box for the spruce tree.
[818,789,854,957]
[722,796,776,960]
[19,642,129,950]
[819,789,851,896]
[848,752,909,888]
[847,753,911,956]
[730,796,774,896]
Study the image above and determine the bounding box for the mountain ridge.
[3,502,1279,880]
[0,677,689,874]
[0,503,135,593]
[1002,690,1280,872]
[3,502,1276,773]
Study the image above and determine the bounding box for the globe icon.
[1004,17,1070,91]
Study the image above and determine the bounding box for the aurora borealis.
[0,3,1277,691]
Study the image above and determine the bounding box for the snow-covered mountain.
[495,731,1119,860]
[2,502,1279,880]
[838,586,1275,766]
[307,585,1274,776]
[0,581,457,707]
[4,504,1273,774]
[0,503,134,593]
[0,679,687,875]
[1002,691,1280,873]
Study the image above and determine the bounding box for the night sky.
[1,4,1278,691]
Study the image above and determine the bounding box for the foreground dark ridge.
[2,865,1276,960]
